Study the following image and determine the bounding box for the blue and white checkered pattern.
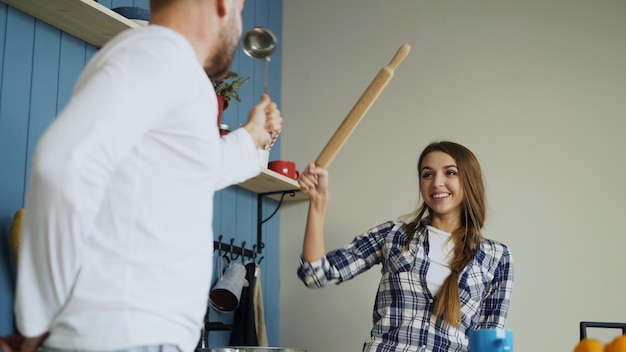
[297,221,514,352]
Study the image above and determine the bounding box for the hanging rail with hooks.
[213,235,256,260]
[212,190,297,261]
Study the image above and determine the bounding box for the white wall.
[279,1,626,351]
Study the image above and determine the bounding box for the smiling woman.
[295,140,514,352]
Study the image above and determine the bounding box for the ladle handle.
[314,44,411,169]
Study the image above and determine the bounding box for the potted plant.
[211,71,250,131]
[211,71,250,111]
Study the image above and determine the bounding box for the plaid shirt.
[297,221,514,352]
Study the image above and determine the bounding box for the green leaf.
[211,71,250,102]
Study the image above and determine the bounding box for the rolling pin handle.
[387,44,411,71]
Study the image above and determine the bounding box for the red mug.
[268,160,300,179]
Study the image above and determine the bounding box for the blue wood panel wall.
[0,1,282,348]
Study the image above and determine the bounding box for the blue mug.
[468,328,513,352]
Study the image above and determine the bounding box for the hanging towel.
[228,262,258,346]
[253,265,268,346]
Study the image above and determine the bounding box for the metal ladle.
[242,27,277,94]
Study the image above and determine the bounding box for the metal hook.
[216,235,224,257]
[240,241,247,263]
[229,238,240,261]
[251,243,263,264]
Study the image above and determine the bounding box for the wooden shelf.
[238,168,307,201]
[1,0,138,48]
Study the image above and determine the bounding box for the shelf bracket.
[256,190,297,253]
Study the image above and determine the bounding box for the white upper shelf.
[2,0,138,48]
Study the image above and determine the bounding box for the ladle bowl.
[242,27,277,60]
[241,27,277,95]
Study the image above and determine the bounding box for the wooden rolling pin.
[315,44,411,168]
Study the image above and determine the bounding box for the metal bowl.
[111,6,149,26]
[111,6,150,21]
[241,27,277,60]
[208,348,306,352]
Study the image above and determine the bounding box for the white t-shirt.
[15,25,259,352]
[425,225,453,296]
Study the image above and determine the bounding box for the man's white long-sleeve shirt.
[15,26,259,352]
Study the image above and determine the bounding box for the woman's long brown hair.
[401,141,486,328]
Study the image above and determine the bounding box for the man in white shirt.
[13,1,282,352]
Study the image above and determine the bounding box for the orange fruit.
[606,335,626,352]
[574,338,604,352]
